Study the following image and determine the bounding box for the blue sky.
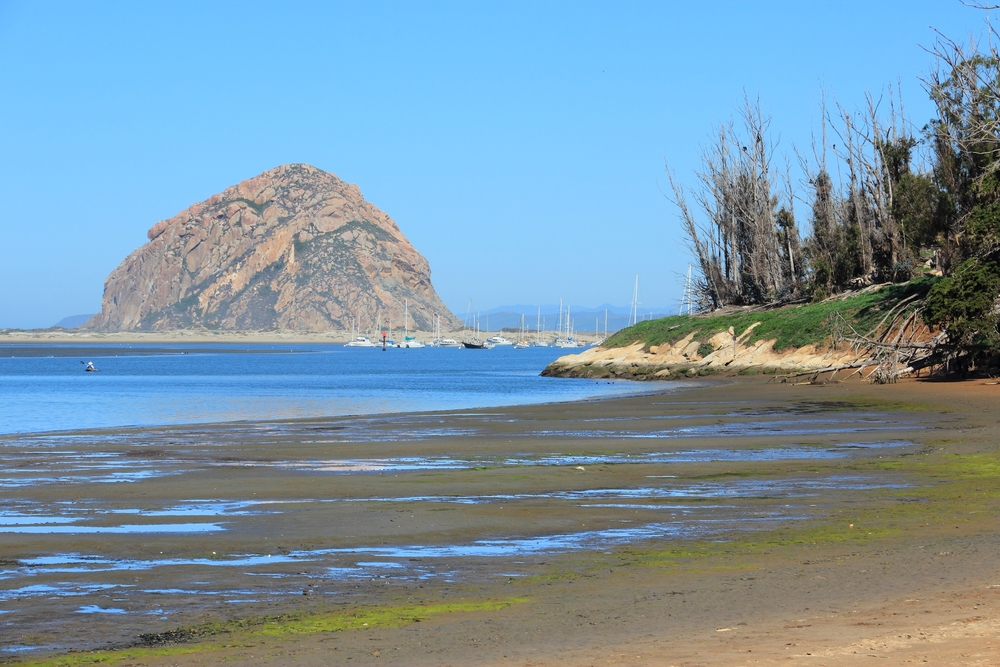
[0,0,981,328]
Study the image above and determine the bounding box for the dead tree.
[802,86,918,296]
[669,96,798,308]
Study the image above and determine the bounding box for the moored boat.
[345,336,376,347]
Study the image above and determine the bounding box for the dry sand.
[3,377,1000,666]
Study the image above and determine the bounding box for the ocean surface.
[0,343,654,435]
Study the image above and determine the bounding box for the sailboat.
[590,309,609,347]
[532,307,549,347]
[430,313,460,347]
[555,303,584,348]
[462,310,489,349]
[344,317,376,347]
[628,275,640,327]
[395,299,424,348]
[513,314,530,349]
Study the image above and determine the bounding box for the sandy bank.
[543,329,863,380]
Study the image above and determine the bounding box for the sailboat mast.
[558,298,562,338]
[630,275,639,326]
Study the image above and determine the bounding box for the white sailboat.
[533,307,549,347]
[590,309,609,347]
[628,275,640,327]
[344,317,376,347]
[395,299,424,348]
[430,313,461,347]
[513,314,530,348]
[555,303,584,348]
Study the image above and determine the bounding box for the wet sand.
[2,377,999,665]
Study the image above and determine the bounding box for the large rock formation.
[85,164,461,333]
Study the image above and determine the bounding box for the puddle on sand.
[353,475,908,505]
[247,441,914,474]
[0,522,223,535]
[524,417,910,439]
[308,514,801,562]
[0,583,122,602]
[76,605,126,614]
[0,470,174,488]
[0,500,272,533]
[0,449,181,488]
[1,646,45,654]
[3,511,799,593]
[13,553,300,575]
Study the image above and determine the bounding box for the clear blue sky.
[0,0,981,328]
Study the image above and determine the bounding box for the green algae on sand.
[15,598,528,667]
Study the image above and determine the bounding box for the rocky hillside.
[85,164,461,332]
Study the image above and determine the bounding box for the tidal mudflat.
[2,377,999,665]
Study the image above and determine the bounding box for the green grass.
[605,277,938,352]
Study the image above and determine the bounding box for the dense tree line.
[674,17,1000,367]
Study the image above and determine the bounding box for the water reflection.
[245,441,914,474]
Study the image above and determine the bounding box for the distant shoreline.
[0,329,423,345]
[0,327,604,346]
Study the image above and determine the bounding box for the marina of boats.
[342,289,659,350]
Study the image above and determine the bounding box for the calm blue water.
[0,344,653,435]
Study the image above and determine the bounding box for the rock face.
[85,164,461,333]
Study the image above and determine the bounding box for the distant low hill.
[53,314,97,329]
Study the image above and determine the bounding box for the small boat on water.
[428,315,460,347]
[84,361,98,372]
[396,337,425,349]
[554,303,585,347]
[345,317,377,347]
[488,333,513,346]
[533,307,549,346]
[461,305,493,349]
[513,314,530,348]
[394,299,425,348]
[345,336,376,348]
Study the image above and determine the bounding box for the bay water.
[0,344,651,435]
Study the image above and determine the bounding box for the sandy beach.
[2,376,999,666]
